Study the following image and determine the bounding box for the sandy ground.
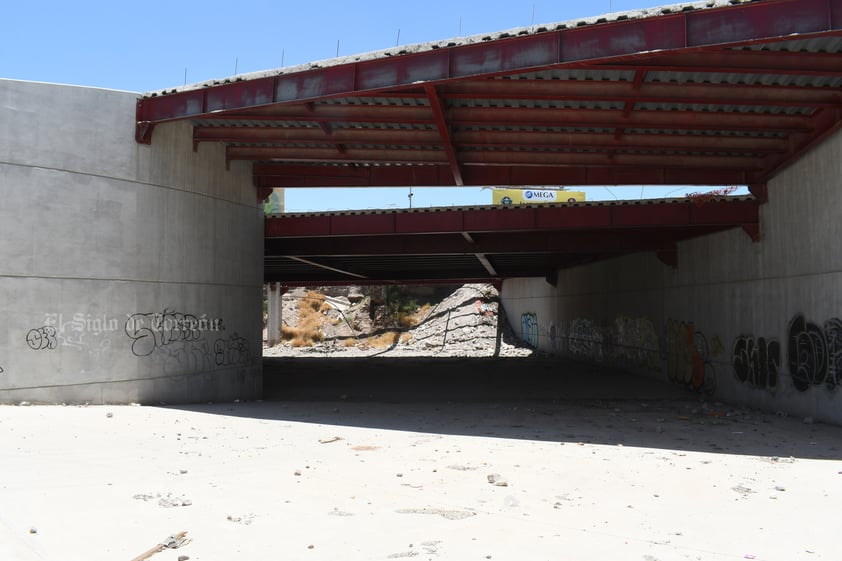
[2,357,842,561]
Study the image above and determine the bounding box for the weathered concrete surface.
[2,357,841,561]
[502,127,842,425]
[0,80,263,404]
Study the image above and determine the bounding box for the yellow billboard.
[492,188,585,205]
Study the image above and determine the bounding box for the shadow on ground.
[181,356,842,461]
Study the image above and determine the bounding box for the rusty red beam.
[193,126,440,145]
[449,106,814,133]
[261,273,504,287]
[137,0,842,141]
[238,145,766,169]
[201,126,790,152]
[211,94,817,133]
[425,85,464,186]
[265,228,724,256]
[253,162,760,187]
[192,103,815,135]
[460,151,766,169]
[606,48,842,76]
[442,78,842,107]
[227,145,448,164]
[264,198,759,237]
[765,107,842,177]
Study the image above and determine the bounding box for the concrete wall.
[0,80,263,404]
[502,127,842,424]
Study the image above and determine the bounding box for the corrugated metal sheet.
[319,96,430,107]
[332,122,436,131]
[449,98,626,110]
[646,71,842,88]
[503,69,637,82]
[633,102,814,115]
[625,127,785,138]
[737,36,842,53]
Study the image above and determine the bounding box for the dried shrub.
[398,303,431,328]
[366,331,401,348]
[281,291,328,347]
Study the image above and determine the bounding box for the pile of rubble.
[263,283,534,358]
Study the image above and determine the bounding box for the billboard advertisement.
[492,188,585,205]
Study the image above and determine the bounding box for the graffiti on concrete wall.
[787,314,842,392]
[665,319,716,394]
[124,308,251,372]
[732,335,780,391]
[26,326,58,351]
[548,323,559,351]
[160,338,214,376]
[125,309,224,357]
[568,318,605,361]
[214,333,253,367]
[521,312,539,348]
[612,316,659,369]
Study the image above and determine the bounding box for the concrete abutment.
[0,80,263,404]
[501,126,842,425]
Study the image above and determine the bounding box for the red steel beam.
[198,100,816,133]
[441,78,842,107]
[264,228,727,256]
[765,107,842,178]
[458,151,766,169]
[425,85,464,186]
[260,274,505,287]
[264,199,759,237]
[196,126,790,154]
[227,145,448,164]
[448,106,814,133]
[136,0,842,141]
[253,162,761,187]
[193,126,440,145]
[605,48,842,76]
[236,145,766,169]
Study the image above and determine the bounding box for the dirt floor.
[2,356,841,561]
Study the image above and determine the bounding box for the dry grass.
[281,291,328,347]
[365,331,401,348]
[282,291,429,348]
[398,303,431,328]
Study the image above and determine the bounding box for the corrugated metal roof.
[646,71,842,88]
[264,197,762,285]
[505,69,638,82]
[130,0,842,284]
[738,36,842,53]
[149,0,762,96]
[633,102,814,115]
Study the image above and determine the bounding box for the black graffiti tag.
[784,315,842,391]
[26,326,58,351]
[214,333,252,367]
[125,310,209,357]
[787,315,829,392]
[733,336,780,390]
[823,318,842,389]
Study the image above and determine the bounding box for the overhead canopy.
[137,0,842,192]
[264,197,760,284]
[135,0,839,285]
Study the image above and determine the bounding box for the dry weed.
[281,291,328,346]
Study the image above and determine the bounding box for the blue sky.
[3,0,740,211]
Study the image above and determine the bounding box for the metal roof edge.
[266,195,757,219]
[143,0,762,97]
